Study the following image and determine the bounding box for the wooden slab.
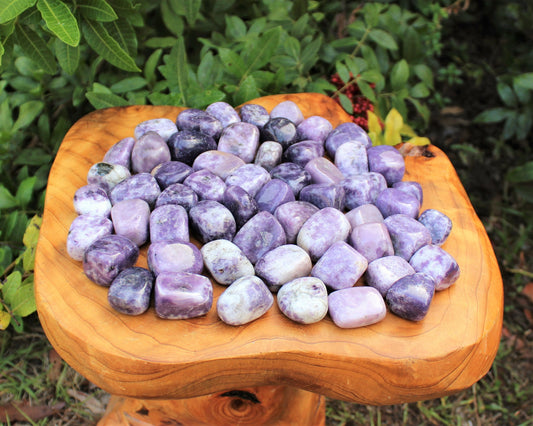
[34,93,503,405]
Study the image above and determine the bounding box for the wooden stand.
[34,94,503,424]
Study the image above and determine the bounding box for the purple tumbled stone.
[87,162,131,193]
[103,137,135,169]
[183,169,226,202]
[409,244,460,291]
[261,117,298,149]
[217,276,273,326]
[240,104,270,129]
[205,101,241,128]
[73,184,111,217]
[349,222,394,262]
[67,214,113,261]
[367,145,405,185]
[201,239,255,285]
[375,188,420,219]
[150,204,189,243]
[277,277,328,324]
[284,140,324,167]
[189,200,236,243]
[274,201,319,244]
[151,161,192,189]
[384,214,432,261]
[109,173,161,207]
[298,183,345,210]
[168,130,217,166]
[217,122,260,163]
[386,272,436,321]
[345,204,384,229]
[334,141,369,177]
[83,235,139,286]
[108,267,154,315]
[147,241,203,276]
[341,172,387,210]
[365,255,415,297]
[111,198,150,246]
[131,131,171,174]
[325,122,372,157]
[304,157,344,185]
[254,179,295,214]
[222,185,258,228]
[134,118,177,141]
[297,207,351,262]
[418,209,452,246]
[232,211,286,264]
[270,162,312,196]
[254,141,283,171]
[392,181,423,206]
[328,286,386,328]
[155,183,198,210]
[225,164,271,198]
[155,272,213,320]
[175,108,223,139]
[297,115,333,142]
[192,150,245,180]
[311,241,368,290]
[270,100,304,125]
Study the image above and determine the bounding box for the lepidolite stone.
[325,122,372,157]
[392,181,423,206]
[334,141,369,177]
[217,122,260,163]
[189,200,236,243]
[311,241,368,290]
[341,172,387,210]
[225,164,271,198]
[297,207,351,261]
[367,145,405,185]
[103,137,135,169]
[409,244,460,291]
[232,211,286,264]
[176,108,223,139]
[147,241,203,276]
[349,222,394,263]
[83,235,139,286]
[386,272,436,321]
[418,209,452,246]
[304,157,344,185]
[270,162,312,196]
[375,188,420,219]
[131,131,171,174]
[270,100,304,125]
[206,101,241,128]
[277,277,328,324]
[134,118,177,141]
[192,151,245,180]
[328,286,386,328]
[261,117,298,149]
[201,239,255,285]
[67,214,113,261]
[299,183,345,210]
[384,214,432,260]
[108,267,154,315]
[73,184,111,217]
[111,198,150,246]
[168,130,217,166]
[365,255,415,296]
[274,201,319,244]
[217,276,273,326]
[155,183,198,210]
[109,173,161,207]
[151,161,192,189]
[222,185,258,228]
[150,204,189,243]
[155,272,213,319]
[345,204,384,229]
[87,162,131,193]
[183,169,226,202]
[284,140,324,167]
[297,116,333,142]
[254,179,295,214]
[254,141,283,171]
[240,104,270,129]
[255,244,312,292]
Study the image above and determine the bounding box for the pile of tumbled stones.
[66,100,460,328]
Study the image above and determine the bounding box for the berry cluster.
[330,73,374,131]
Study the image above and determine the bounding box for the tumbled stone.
[183,169,226,202]
[409,244,460,291]
[103,137,135,169]
[232,211,286,264]
[328,286,386,328]
[217,276,273,326]
[297,115,333,142]
[311,241,368,290]
[304,157,344,185]
[345,204,384,229]
[384,214,432,260]
[254,141,283,171]
[108,267,154,315]
[367,145,405,185]
[155,183,198,210]
[270,100,304,125]
[189,200,236,243]
[349,222,394,262]
[83,235,139,286]
[87,162,131,193]
[386,272,436,321]
[261,117,298,149]
[297,207,351,261]
[176,108,223,139]
[150,204,189,243]
[168,130,217,166]
[73,184,111,217]
[392,181,423,206]
[284,140,324,167]
[201,239,255,285]
[270,162,312,196]
[206,101,241,127]
[155,272,213,319]
[277,277,328,324]
[111,198,150,246]
[375,188,420,219]
[325,122,372,157]
[147,241,203,276]
[341,172,387,210]
[365,255,415,296]
[192,150,245,179]
[217,122,260,163]
[240,104,270,129]
[109,173,161,206]
[67,214,113,261]
[334,141,369,177]
[134,118,177,141]
[274,201,319,244]
[222,185,258,228]
[225,164,271,198]
[255,244,312,292]
[299,183,345,210]
[254,179,295,214]
[131,131,171,174]
[418,209,452,246]
[151,161,192,189]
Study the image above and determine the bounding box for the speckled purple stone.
[222,185,258,228]
[109,173,161,206]
[341,172,387,210]
[201,239,255,285]
[409,244,460,291]
[168,130,217,166]
[299,183,345,210]
[176,108,223,139]
[349,222,394,262]
[277,277,328,324]
[155,183,198,210]
[328,286,386,328]
[384,214,432,261]
[269,162,312,196]
[240,104,270,129]
[192,150,245,179]
[87,162,131,193]
[304,157,345,185]
[189,200,236,243]
[183,169,226,202]
[254,179,295,214]
[365,255,416,297]
[274,201,319,244]
[254,141,283,171]
[232,211,286,264]
[334,141,369,177]
[73,184,111,217]
[149,204,189,243]
[325,122,372,157]
[67,214,113,261]
[297,115,333,142]
[218,122,260,163]
[111,198,150,246]
[386,272,436,321]
[155,272,213,319]
[103,137,135,169]
[151,161,192,189]
[261,117,298,149]
[418,209,452,246]
[108,267,153,315]
[147,241,203,276]
[392,181,423,206]
[217,276,273,326]
[375,187,420,219]
[205,101,241,128]
[311,241,368,290]
[134,118,177,141]
[131,131,171,174]
[270,100,304,125]
[225,164,271,198]
[367,145,405,185]
[83,234,139,286]
[345,204,384,229]
[284,140,325,167]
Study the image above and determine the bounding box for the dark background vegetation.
[0,0,531,424]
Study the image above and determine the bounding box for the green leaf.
[161,37,188,104]
[144,48,162,84]
[506,161,533,184]
[2,271,22,305]
[54,38,80,74]
[233,74,258,105]
[338,93,353,114]
[37,0,80,46]
[368,29,398,51]
[10,281,36,317]
[516,111,532,141]
[473,107,510,124]
[187,88,225,109]
[413,64,434,89]
[182,0,201,25]
[105,17,136,57]
[197,51,220,87]
[391,59,409,91]
[14,24,56,74]
[23,215,42,249]
[357,79,376,103]
[402,26,422,63]
[300,36,321,73]
[0,310,11,330]
[410,82,430,98]
[497,82,518,108]
[13,148,52,166]
[110,76,147,93]
[225,15,246,40]
[219,47,246,78]
[244,26,282,72]
[335,61,350,85]
[86,91,128,109]
[0,185,18,209]
[81,18,140,71]
[0,0,36,24]
[15,176,36,207]
[513,78,531,104]
[161,0,184,36]
[145,37,177,49]
[78,0,117,22]
[359,69,383,84]
[13,100,44,131]
[514,72,533,90]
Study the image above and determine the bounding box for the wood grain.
[34,93,503,405]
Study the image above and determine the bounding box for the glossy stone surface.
[297,115,333,142]
[341,172,387,210]
[304,157,344,185]
[409,244,460,291]
[109,173,161,207]
[367,145,405,185]
[384,214,432,261]
[73,184,111,217]
[349,222,394,262]
[274,201,319,244]
[108,267,154,315]
[155,183,198,210]
[217,122,260,163]
[386,272,436,321]
[225,164,271,198]
[277,277,328,324]
[217,276,273,326]
[147,241,203,276]
[131,131,171,174]
[254,141,283,171]
[205,101,241,128]
[134,118,177,141]
[325,122,372,157]
[155,272,213,320]
[334,141,369,177]
[299,183,345,210]
[345,204,384,229]
[175,108,223,139]
[311,241,368,290]
[83,235,139,286]
[284,140,324,167]
[151,161,192,189]
[201,239,255,285]
[392,181,423,206]
[222,185,258,228]
[189,200,236,243]
[418,209,452,246]
[149,204,189,243]
[270,100,304,125]
[183,169,226,202]
[365,255,415,297]
[111,198,151,246]
[103,137,135,169]
[67,214,113,261]
[168,130,217,166]
[87,162,131,193]
[254,179,295,214]
[328,286,386,328]
[261,117,298,149]
[270,162,312,196]
[375,188,420,219]
[240,103,270,129]
[192,150,245,180]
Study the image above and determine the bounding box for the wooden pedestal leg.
[98,385,325,426]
